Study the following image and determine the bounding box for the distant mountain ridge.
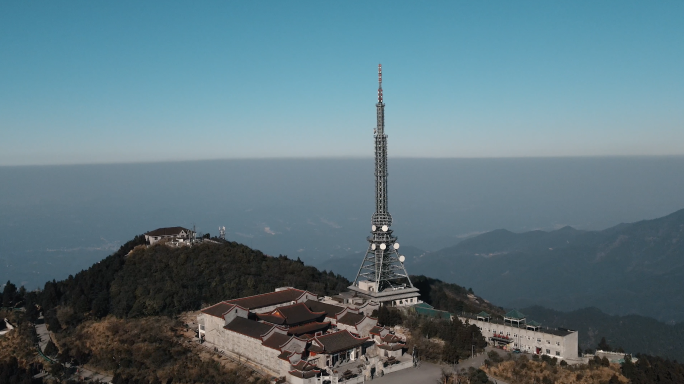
[407,208,684,323]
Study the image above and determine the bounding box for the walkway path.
[35,318,50,352]
[34,317,113,383]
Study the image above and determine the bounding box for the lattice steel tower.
[349,65,419,304]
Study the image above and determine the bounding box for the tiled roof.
[226,288,307,310]
[258,303,325,326]
[287,322,330,336]
[314,330,369,354]
[305,300,345,316]
[337,312,365,326]
[369,326,388,336]
[527,320,542,327]
[145,227,189,236]
[378,343,405,351]
[504,310,526,320]
[278,351,294,360]
[291,360,317,371]
[289,370,319,379]
[224,317,273,339]
[381,334,402,343]
[262,333,292,350]
[257,313,285,325]
[201,302,236,318]
[476,311,491,318]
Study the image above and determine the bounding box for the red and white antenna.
[378,64,383,103]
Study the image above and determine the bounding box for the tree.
[2,280,17,307]
[377,306,403,327]
[598,336,611,351]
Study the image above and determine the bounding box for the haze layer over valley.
[3,157,684,317]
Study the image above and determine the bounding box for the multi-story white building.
[458,310,580,363]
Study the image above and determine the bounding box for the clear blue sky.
[1,1,683,165]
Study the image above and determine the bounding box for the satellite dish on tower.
[399,255,405,263]
[382,225,388,232]
[393,243,400,250]
[380,243,387,250]
[371,244,376,250]
[372,225,377,231]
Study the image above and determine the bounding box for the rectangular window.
[547,340,551,344]
[556,342,560,346]
[546,349,550,354]
[537,338,541,343]
[556,351,561,356]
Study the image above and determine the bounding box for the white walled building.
[458,310,580,363]
[197,287,413,383]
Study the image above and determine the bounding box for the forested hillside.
[5,237,351,383]
[34,237,350,325]
[412,275,504,316]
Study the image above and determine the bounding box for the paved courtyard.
[370,361,443,384]
[367,347,510,384]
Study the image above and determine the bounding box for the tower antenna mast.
[349,64,419,306]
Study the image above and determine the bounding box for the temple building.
[197,287,414,383]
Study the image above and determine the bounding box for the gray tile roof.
[287,322,330,336]
[305,300,345,316]
[337,312,365,326]
[224,317,273,339]
[258,303,325,326]
[227,289,306,310]
[201,302,236,318]
[314,330,368,354]
[262,333,292,350]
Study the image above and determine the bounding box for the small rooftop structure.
[526,319,542,330]
[504,309,526,327]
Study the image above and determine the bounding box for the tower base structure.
[347,282,421,307]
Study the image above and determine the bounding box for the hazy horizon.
[3,157,684,292]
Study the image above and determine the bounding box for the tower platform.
[347,283,420,307]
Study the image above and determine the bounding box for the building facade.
[144,226,194,245]
[197,287,413,383]
[458,310,580,363]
